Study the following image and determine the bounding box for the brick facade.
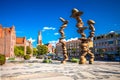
[0,25,16,57]
[0,25,32,57]
[16,37,27,55]
[45,43,55,53]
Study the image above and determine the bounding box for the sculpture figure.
[71,8,95,64]
[59,17,68,64]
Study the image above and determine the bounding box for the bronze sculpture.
[59,17,68,64]
[71,8,95,64]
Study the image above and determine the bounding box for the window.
[94,43,96,47]
[108,41,113,44]
[102,42,104,46]
[118,40,120,44]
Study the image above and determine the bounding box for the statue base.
[79,56,86,64]
[61,60,66,64]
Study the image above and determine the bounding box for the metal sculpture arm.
[70,8,86,38]
[59,17,68,39]
[87,20,95,40]
[59,17,68,63]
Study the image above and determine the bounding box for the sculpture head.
[72,8,79,13]
[87,20,95,25]
[70,8,83,18]
[60,17,68,24]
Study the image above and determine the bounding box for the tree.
[72,48,76,58]
[33,48,38,56]
[0,54,6,65]
[37,45,48,55]
[14,46,24,57]
[98,48,104,59]
[26,46,32,54]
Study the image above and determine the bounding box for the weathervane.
[71,8,95,64]
[59,17,68,64]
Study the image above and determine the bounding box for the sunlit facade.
[94,31,120,60]
[56,39,93,59]
[0,25,16,57]
[0,25,33,57]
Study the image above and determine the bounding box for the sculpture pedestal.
[79,56,86,64]
[61,61,66,64]
[89,58,94,64]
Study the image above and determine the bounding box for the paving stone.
[0,60,120,80]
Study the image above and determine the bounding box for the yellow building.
[56,39,93,59]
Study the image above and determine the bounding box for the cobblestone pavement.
[0,60,120,80]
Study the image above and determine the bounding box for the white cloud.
[54,32,59,35]
[49,40,59,47]
[42,27,56,32]
[28,37,36,43]
[109,31,115,33]
[48,37,78,47]
[66,37,78,42]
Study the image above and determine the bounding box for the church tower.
[38,31,42,45]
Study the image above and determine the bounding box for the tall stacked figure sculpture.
[71,8,95,64]
[59,17,68,64]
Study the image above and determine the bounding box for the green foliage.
[70,58,79,63]
[8,57,15,60]
[98,49,104,57]
[14,46,24,57]
[37,45,48,55]
[36,55,43,59]
[72,48,76,53]
[33,48,38,56]
[24,54,31,60]
[48,56,51,59]
[42,59,52,63]
[26,46,32,54]
[0,54,6,65]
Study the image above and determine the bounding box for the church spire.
[38,31,42,45]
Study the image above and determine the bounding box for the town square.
[0,0,120,80]
[0,59,120,80]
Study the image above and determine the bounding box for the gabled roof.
[16,37,26,44]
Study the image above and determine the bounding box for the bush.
[36,55,43,59]
[70,58,79,63]
[42,59,52,63]
[24,55,31,60]
[8,57,15,60]
[48,56,51,59]
[0,54,6,65]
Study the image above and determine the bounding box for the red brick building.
[45,43,55,53]
[0,25,32,57]
[16,37,27,55]
[0,25,16,57]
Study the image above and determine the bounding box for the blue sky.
[0,0,120,47]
